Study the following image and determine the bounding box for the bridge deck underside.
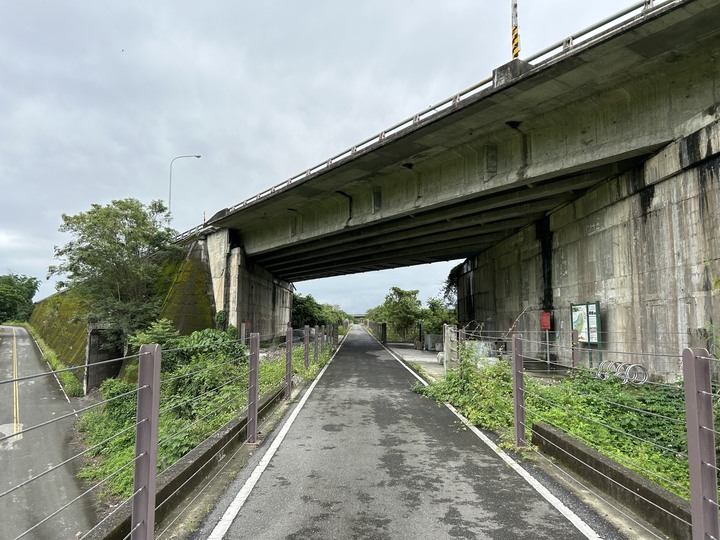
[251,158,649,282]
[207,0,720,283]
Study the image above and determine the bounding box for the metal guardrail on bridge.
[175,0,679,243]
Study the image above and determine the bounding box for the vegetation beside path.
[416,346,697,501]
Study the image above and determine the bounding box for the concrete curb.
[89,385,286,540]
[532,421,691,538]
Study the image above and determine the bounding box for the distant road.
[199,326,622,539]
[0,325,95,539]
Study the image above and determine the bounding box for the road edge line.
[207,330,346,539]
[362,326,430,388]
[370,327,600,539]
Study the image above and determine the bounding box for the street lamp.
[168,154,201,217]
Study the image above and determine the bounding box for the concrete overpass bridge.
[185,0,720,379]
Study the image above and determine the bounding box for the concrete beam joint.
[492,59,533,88]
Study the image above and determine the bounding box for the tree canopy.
[366,287,457,340]
[420,297,457,334]
[291,293,348,328]
[48,198,177,344]
[366,287,422,341]
[0,273,40,322]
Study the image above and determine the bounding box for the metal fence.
[0,324,338,540]
[440,328,719,539]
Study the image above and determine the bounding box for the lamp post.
[168,154,201,217]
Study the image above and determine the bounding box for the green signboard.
[571,301,601,344]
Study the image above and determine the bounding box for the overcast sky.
[1,0,642,313]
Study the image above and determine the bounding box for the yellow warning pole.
[511,1,520,59]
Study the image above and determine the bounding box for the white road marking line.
[207,336,345,539]
[446,402,602,539]
[377,330,600,539]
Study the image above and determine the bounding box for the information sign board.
[571,301,600,344]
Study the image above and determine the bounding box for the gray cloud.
[0,1,637,309]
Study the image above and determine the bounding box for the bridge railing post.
[131,344,161,540]
[285,324,293,399]
[247,333,259,444]
[512,334,526,448]
[304,325,310,369]
[682,347,720,539]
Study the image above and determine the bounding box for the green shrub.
[21,323,84,397]
[417,344,692,499]
[76,327,337,500]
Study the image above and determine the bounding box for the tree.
[291,293,348,328]
[420,297,457,334]
[48,198,177,347]
[291,294,323,328]
[0,273,40,322]
[368,287,422,341]
[442,263,463,305]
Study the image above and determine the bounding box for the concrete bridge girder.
[198,0,720,344]
[208,1,719,283]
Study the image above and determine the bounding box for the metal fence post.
[132,344,162,540]
[321,325,325,349]
[285,324,293,399]
[512,334,526,447]
[381,323,387,344]
[304,325,310,369]
[682,347,719,540]
[314,325,319,364]
[247,333,260,444]
[571,329,579,367]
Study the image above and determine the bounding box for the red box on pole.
[540,311,552,330]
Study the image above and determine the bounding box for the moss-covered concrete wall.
[30,239,216,383]
[457,120,720,381]
[159,239,215,335]
[28,290,88,375]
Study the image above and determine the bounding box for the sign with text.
[571,302,601,344]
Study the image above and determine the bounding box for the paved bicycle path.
[197,325,621,539]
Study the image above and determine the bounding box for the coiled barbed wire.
[596,360,648,384]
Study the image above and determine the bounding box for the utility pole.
[511,1,520,59]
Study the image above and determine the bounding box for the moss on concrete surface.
[28,290,88,378]
[29,241,215,387]
[159,241,215,335]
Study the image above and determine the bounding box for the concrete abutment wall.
[207,229,292,338]
[458,119,720,381]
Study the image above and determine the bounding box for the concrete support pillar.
[224,246,292,338]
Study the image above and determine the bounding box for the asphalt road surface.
[0,325,95,540]
[197,326,623,539]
